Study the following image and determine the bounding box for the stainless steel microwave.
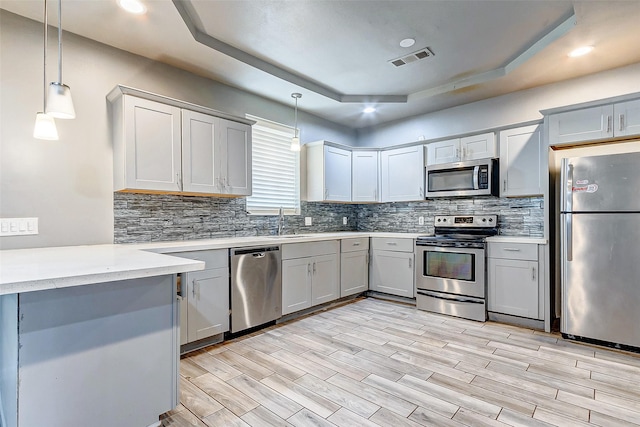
[425,158,498,198]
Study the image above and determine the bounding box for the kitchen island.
[0,245,204,427]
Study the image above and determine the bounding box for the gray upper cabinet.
[109,86,252,197]
[380,145,425,202]
[305,141,352,202]
[426,132,496,165]
[548,98,640,145]
[352,150,379,202]
[499,125,544,197]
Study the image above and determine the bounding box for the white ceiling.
[3,0,640,128]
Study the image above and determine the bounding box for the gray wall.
[356,62,640,148]
[0,11,355,250]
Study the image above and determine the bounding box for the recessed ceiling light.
[399,38,416,48]
[363,107,376,114]
[568,46,594,58]
[118,0,147,15]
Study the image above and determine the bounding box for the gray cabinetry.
[304,141,352,202]
[499,125,544,197]
[426,132,496,165]
[352,150,379,202]
[170,249,229,345]
[282,241,340,315]
[380,146,425,202]
[340,237,369,297]
[370,237,415,297]
[487,242,544,320]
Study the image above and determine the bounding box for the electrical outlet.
[0,218,38,236]
[418,216,424,225]
[343,217,348,225]
[305,217,312,226]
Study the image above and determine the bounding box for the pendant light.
[45,0,75,119]
[34,0,59,140]
[290,93,302,152]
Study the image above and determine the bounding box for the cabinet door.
[614,99,640,138]
[123,96,182,192]
[340,250,368,297]
[311,253,340,305]
[460,132,496,161]
[380,146,425,202]
[185,267,230,343]
[488,258,539,319]
[324,145,352,201]
[282,258,312,315]
[499,125,543,197]
[548,105,614,145]
[179,290,188,346]
[182,110,222,194]
[426,138,460,165]
[220,120,252,196]
[352,150,379,202]
[370,250,414,297]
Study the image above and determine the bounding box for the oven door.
[415,245,485,298]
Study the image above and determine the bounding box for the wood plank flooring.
[161,298,640,426]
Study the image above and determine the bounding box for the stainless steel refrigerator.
[561,152,640,350]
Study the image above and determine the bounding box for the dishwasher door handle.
[252,253,266,258]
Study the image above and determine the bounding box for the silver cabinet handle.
[620,114,625,131]
[532,266,536,281]
[307,263,311,275]
[352,242,361,246]
[313,262,316,274]
[176,173,182,190]
[607,115,612,133]
[503,248,521,252]
[419,186,423,197]
[462,147,467,159]
[192,279,197,298]
[409,257,412,269]
[456,148,460,160]
[503,180,507,192]
[387,242,397,246]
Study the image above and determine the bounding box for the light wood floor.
[162,297,640,427]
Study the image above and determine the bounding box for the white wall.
[356,62,640,147]
[0,11,355,250]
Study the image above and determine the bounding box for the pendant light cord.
[57,0,62,82]
[294,97,298,138]
[43,0,48,110]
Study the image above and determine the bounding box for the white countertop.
[0,244,204,295]
[485,236,548,244]
[1,231,544,295]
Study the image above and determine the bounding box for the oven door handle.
[417,290,484,304]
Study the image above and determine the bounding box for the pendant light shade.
[46,82,75,119]
[34,0,59,140]
[45,0,75,119]
[33,112,59,140]
[290,93,302,152]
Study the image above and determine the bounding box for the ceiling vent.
[389,47,435,67]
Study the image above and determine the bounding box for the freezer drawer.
[561,213,640,348]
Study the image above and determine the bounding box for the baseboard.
[488,312,544,330]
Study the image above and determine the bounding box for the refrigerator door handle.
[565,163,574,213]
[566,213,573,262]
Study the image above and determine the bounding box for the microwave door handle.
[473,165,480,190]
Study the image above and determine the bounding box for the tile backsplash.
[114,193,543,243]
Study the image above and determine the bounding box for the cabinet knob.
[532,266,536,281]
[620,114,625,131]
[607,116,612,133]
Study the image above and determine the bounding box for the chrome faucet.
[277,207,285,236]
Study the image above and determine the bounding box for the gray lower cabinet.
[340,237,369,297]
[369,237,415,298]
[170,249,229,344]
[487,242,544,320]
[282,241,340,315]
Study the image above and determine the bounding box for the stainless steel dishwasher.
[230,246,282,333]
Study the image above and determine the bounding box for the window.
[246,115,300,215]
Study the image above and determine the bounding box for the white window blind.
[246,115,300,215]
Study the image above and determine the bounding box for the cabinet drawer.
[487,242,537,261]
[282,240,340,260]
[169,249,228,269]
[341,237,370,253]
[371,237,414,252]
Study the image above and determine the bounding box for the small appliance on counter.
[415,215,498,321]
[561,152,640,351]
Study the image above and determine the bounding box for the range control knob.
[437,218,441,222]
[482,218,487,222]
[489,218,494,222]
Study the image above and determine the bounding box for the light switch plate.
[305,217,312,226]
[0,218,38,236]
[418,216,424,225]
[343,217,348,225]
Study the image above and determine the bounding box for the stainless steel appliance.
[415,215,498,321]
[230,246,282,333]
[561,152,640,350]
[426,158,498,198]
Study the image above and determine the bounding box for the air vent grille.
[389,47,435,67]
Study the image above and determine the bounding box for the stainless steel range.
[415,215,498,322]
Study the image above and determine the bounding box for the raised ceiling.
[2,0,640,128]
